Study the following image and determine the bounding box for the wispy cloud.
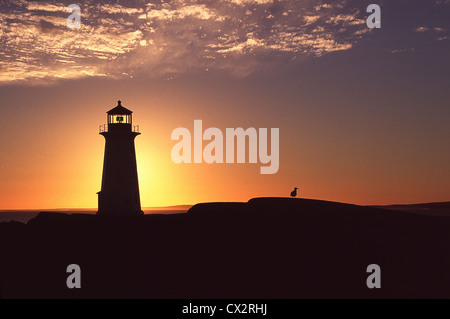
[414,26,430,32]
[390,48,416,54]
[413,24,448,42]
[0,0,373,83]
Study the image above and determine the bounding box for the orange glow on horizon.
[1,90,448,210]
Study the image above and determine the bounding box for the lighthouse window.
[109,114,131,124]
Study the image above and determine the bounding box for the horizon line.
[1,198,450,212]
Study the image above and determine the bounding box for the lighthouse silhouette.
[97,101,143,216]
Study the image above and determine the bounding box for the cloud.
[0,0,373,84]
[390,48,416,54]
[145,4,216,20]
[227,0,274,5]
[415,26,429,32]
[436,35,449,41]
[100,4,144,15]
[433,27,446,32]
[27,2,67,13]
[413,25,448,41]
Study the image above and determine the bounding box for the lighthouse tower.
[97,101,143,216]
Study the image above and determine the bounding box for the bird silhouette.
[290,187,299,198]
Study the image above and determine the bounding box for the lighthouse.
[97,101,143,216]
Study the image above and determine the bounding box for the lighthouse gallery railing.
[99,124,140,133]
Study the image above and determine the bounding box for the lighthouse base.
[97,210,144,216]
[96,191,144,216]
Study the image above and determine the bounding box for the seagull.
[290,187,299,198]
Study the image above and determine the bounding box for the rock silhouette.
[1,197,450,298]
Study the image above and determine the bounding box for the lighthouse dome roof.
[107,100,133,115]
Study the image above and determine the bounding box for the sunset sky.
[0,0,449,209]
